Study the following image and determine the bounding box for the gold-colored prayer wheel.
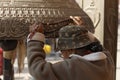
[0,0,94,39]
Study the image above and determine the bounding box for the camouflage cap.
[57,25,95,50]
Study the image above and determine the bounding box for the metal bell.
[0,0,94,39]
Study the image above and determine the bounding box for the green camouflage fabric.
[57,25,93,50]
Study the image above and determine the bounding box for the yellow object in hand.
[43,44,52,54]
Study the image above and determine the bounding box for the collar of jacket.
[69,52,107,61]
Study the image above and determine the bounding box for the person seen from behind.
[27,18,114,80]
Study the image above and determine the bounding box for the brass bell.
[0,0,94,39]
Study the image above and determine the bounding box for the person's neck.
[75,49,92,56]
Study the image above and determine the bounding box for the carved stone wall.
[76,0,104,44]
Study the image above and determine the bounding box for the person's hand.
[70,16,83,25]
[28,23,44,39]
[29,23,44,33]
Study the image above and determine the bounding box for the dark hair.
[75,41,103,56]
[85,42,103,52]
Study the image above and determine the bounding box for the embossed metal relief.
[76,0,104,43]
[83,0,101,28]
[0,0,83,23]
[0,19,30,39]
[76,0,101,28]
[84,0,101,28]
[0,0,95,39]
